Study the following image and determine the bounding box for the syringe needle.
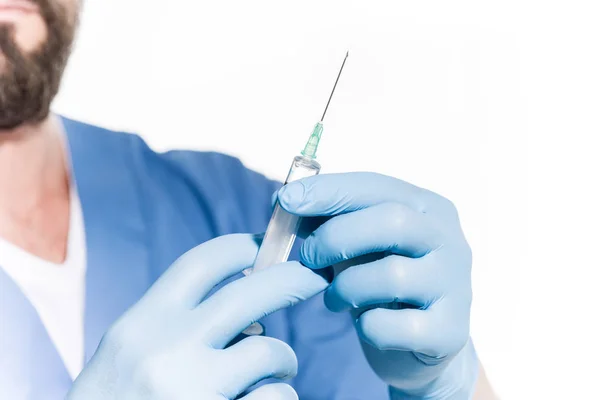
[320,51,349,122]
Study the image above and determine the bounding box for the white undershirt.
[0,185,87,380]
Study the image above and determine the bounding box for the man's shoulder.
[61,115,141,146]
[62,116,279,233]
[61,115,276,187]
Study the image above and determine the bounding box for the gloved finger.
[273,188,329,239]
[356,300,470,357]
[300,203,442,269]
[196,262,328,348]
[277,172,431,217]
[221,336,297,399]
[146,234,260,309]
[239,383,298,400]
[324,255,440,312]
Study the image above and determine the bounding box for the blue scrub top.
[0,117,388,399]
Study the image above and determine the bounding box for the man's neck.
[0,115,71,263]
[0,116,67,205]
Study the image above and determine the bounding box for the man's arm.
[474,362,500,399]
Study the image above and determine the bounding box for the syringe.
[251,51,349,272]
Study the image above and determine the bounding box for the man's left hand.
[278,172,479,399]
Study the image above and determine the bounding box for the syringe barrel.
[252,155,321,271]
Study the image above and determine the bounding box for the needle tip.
[319,51,350,122]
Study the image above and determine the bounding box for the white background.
[53,1,600,399]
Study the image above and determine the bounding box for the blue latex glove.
[67,234,328,400]
[278,173,479,400]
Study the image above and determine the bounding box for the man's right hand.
[67,234,328,400]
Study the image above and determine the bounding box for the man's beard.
[0,0,77,130]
